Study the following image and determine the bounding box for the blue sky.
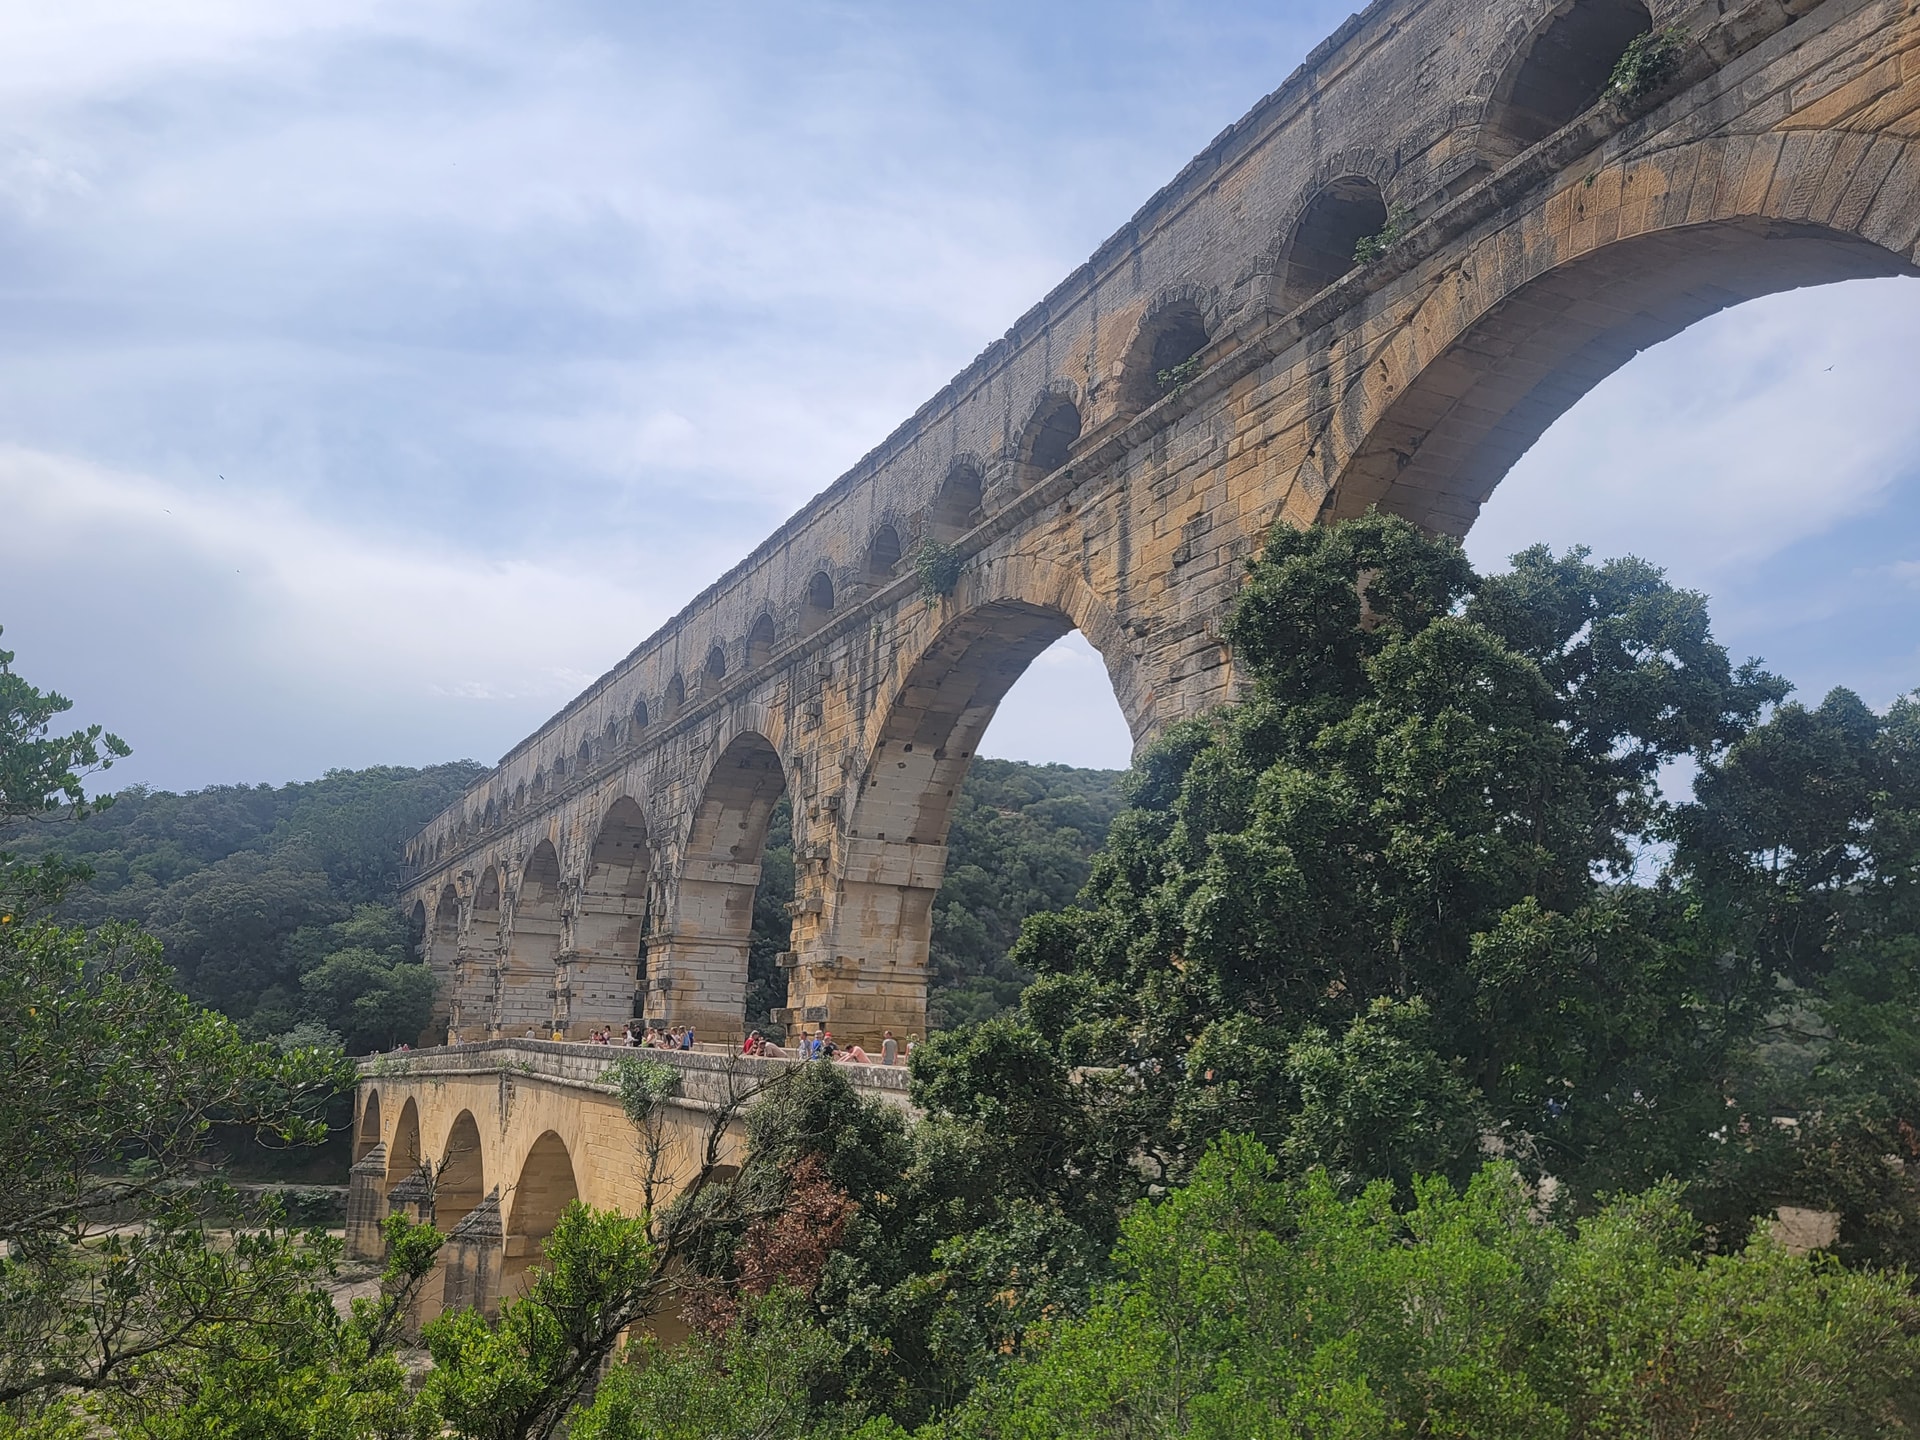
[3,0,1917,790]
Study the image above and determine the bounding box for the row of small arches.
[1274,0,1658,307]
[410,1,1655,868]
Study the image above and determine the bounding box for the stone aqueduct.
[395,0,1920,1053]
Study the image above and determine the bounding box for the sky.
[2,0,1917,792]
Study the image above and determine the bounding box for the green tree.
[292,905,436,1053]
[571,1286,846,1440]
[0,634,360,1428]
[946,1138,1920,1440]
[0,627,128,824]
[1013,514,1790,1208]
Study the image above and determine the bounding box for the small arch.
[504,1130,579,1296]
[632,699,650,730]
[1482,0,1653,164]
[483,798,497,828]
[576,738,592,771]
[604,718,620,749]
[1120,300,1211,414]
[867,524,903,580]
[1019,395,1082,483]
[552,756,568,782]
[531,770,548,799]
[666,673,686,714]
[747,613,777,669]
[705,645,728,684]
[805,571,836,630]
[355,1090,383,1163]
[928,459,984,541]
[1278,175,1389,308]
[513,782,526,810]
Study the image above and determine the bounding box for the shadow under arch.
[500,841,563,1038]
[662,729,789,1040]
[386,1097,422,1191]
[355,1090,382,1164]
[437,1110,486,1233]
[1325,219,1918,534]
[503,1130,579,1298]
[1277,175,1389,310]
[568,796,652,1037]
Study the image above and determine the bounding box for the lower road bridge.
[344,1044,911,1326]
[378,0,1920,1278]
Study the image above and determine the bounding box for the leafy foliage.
[1012,515,1802,1216]
[1,763,480,1042]
[944,1138,1920,1439]
[911,540,965,606]
[1351,204,1413,265]
[1609,26,1689,102]
[0,627,129,823]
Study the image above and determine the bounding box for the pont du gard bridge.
[373,0,1920,1089]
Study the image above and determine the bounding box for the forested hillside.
[4,754,1125,1046]
[2,764,482,1051]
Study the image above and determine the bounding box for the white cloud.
[1470,278,1920,586]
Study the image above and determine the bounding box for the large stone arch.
[1317,129,1920,532]
[422,885,460,1044]
[502,1130,579,1298]
[654,728,791,1041]
[454,866,503,1042]
[501,841,564,1038]
[564,795,654,1038]
[781,556,1148,1041]
[355,1089,382,1164]
[436,1109,487,1233]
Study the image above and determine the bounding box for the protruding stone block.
[345,1142,388,1261]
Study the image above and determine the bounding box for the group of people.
[507,1021,916,1063]
[742,1027,913,1066]
[568,1024,699,1049]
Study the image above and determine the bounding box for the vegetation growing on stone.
[1609,26,1689,103]
[1351,203,1413,265]
[911,538,965,605]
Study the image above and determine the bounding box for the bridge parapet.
[356,1039,913,1107]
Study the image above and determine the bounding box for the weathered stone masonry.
[399,0,1920,1049]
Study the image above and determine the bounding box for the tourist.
[679,1025,695,1050]
[881,1029,898,1066]
[906,1033,918,1058]
[743,1030,760,1055]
